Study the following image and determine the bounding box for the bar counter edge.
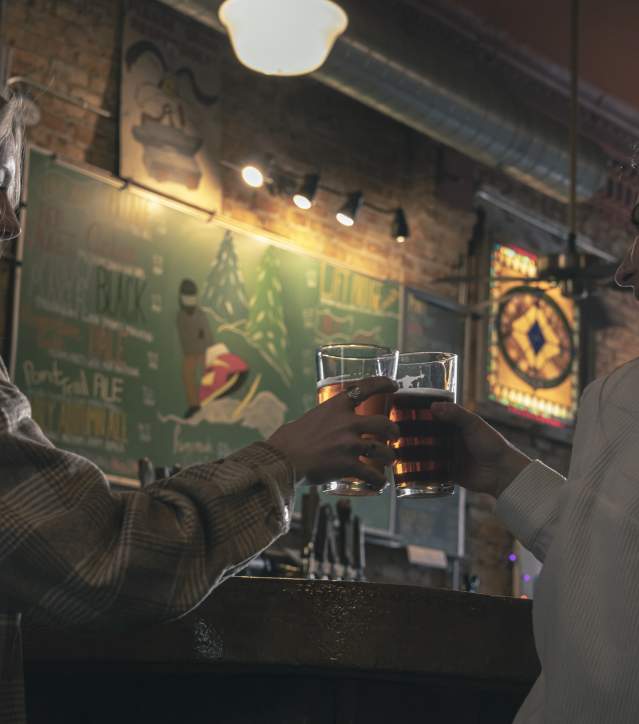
[23,577,540,686]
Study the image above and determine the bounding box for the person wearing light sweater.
[431,235,639,724]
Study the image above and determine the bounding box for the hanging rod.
[6,75,113,119]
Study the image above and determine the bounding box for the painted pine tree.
[202,231,248,321]
[246,246,293,383]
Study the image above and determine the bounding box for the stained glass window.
[487,244,580,427]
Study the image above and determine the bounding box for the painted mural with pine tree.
[16,150,401,531]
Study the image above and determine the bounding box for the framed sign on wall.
[120,0,223,212]
[486,243,580,428]
[13,147,401,537]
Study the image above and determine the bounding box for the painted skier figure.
[176,278,213,418]
[198,343,249,407]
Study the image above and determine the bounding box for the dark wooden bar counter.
[23,578,539,723]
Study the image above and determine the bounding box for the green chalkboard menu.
[15,149,400,533]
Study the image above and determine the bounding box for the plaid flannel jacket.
[0,359,295,722]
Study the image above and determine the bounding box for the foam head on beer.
[393,387,454,401]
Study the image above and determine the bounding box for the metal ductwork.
[160,0,608,202]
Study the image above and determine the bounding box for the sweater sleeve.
[0,372,295,629]
[494,381,599,562]
[495,460,566,562]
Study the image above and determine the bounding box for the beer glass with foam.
[390,352,458,498]
[316,344,399,496]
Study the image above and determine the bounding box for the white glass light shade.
[219,0,348,77]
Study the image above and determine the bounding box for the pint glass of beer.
[316,344,399,496]
[390,352,458,498]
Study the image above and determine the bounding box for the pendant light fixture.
[218,0,348,76]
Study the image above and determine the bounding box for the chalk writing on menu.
[16,149,400,533]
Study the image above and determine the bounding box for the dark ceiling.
[455,0,639,112]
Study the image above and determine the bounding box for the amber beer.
[317,378,387,415]
[316,344,398,496]
[390,387,456,496]
[317,378,389,477]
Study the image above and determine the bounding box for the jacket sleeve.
[0,377,295,629]
[494,381,597,563]
[494,460,565,562]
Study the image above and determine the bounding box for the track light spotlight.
[241,154,273,188]
[392,207,409,243]
[336,191,363,227]
[293,173,320,210]
[241,164,264,188]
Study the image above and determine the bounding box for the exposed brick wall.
[4,0,471,288]
[4,0,121,171]
[4,0,639,596]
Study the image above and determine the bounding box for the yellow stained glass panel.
[487,244,579,426]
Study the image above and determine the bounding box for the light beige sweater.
[496,357,639,723]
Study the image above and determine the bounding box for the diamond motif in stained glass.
[527,320,545,355]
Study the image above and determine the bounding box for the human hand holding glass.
[429,402,531,500]
[316,344,399,496]
[268,375,399,488]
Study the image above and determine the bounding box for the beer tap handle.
[302,487,320,546]
[336,499,352,530]
[314,505,330,579]
[137,458,155,488]
[336,499,352,579]
[325,507,340,580]
[352,516,367,581]
[300,487,320,578]
[340,520,353,580]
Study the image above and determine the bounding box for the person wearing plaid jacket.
[0,94,399,722]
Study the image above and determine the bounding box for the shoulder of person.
[580,377,601,404]
[580,357,639,411]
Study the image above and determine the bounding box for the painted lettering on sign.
[27,253,92,319]
[30,396,128,445]
[319,263,399,316]
[87,326,127,366]
[23,360,124,404]
[95,266,148,324]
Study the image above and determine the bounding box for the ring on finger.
[346,386,363,405]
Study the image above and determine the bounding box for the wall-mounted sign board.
[15,148,400,534]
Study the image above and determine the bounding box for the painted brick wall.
[4,0,639,596]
